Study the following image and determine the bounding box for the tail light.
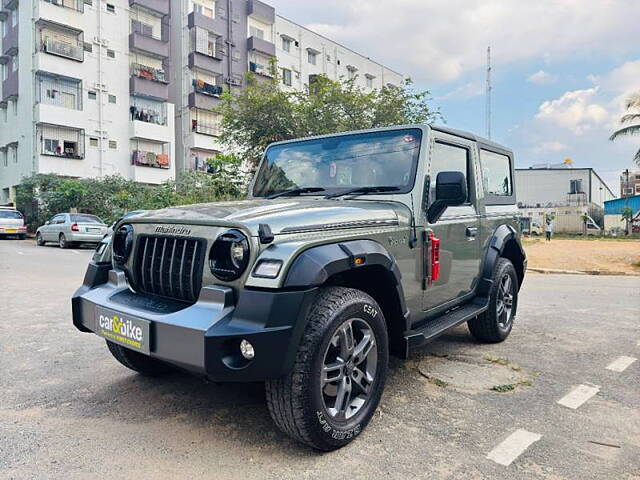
[71,223,79,231]
[429,232,440,286]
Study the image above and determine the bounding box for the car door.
[43,215,59,241]
[49,214,65,240]
[422,135,482,312]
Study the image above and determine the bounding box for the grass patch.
[491,384,515,392]
[484,355,510,366]
[429,377,449,388]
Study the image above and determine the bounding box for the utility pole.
[485,46,492,140]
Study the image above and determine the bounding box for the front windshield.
[252,128,423,197]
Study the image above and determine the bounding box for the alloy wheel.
[321,318,377,421]
[496,274,514,328]
[59,234,66,249]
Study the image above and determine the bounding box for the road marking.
[70,250,80,255]
[17,251,24,255]
[557,384,600,409]
[606,356,637,372]
[486,429,542,466]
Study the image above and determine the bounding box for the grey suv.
[73,125,526,450]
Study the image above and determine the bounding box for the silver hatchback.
[36,213,108,248]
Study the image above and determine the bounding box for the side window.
[429,141,470,205]
[480,150,512,199]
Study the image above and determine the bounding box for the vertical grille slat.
[134,234,205,304]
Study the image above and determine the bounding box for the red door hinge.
[429,232,440,286]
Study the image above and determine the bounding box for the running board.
[401,298,489,358]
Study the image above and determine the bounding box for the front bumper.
[72,262,318,381]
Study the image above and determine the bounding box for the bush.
[16,157,247,232]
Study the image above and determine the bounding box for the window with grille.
[36,73,82,110]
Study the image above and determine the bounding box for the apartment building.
[275,16,404,93]
[0,0,176,203]
[169,0,405,173]
[1,0,404,201]
[620,169,640,197]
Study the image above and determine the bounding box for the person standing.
[545,218,553,241]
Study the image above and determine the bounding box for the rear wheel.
[265,287,388,451]
[106,341,174,376]
[468,258,518,343]
[36,232,44,246]
[58,233,70,249]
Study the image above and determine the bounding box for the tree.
[215,67,441,165]
[610,93,640,166]
[621,206,634,235]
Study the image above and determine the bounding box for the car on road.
[0,207,27,239]
[37,213,108,248]
[72,125,526,451]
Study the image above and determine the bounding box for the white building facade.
[0,0,176,204]
[1,0,403,203]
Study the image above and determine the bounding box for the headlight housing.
[209,229,250,281]
[112,224,134,264]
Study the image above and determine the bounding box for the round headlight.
[112,224,134,264]
[209,229,250,281]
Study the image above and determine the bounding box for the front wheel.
[265,287,388,451]
[468,258,518,343]
[36,232,45,246]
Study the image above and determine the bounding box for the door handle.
[465,227,478,238]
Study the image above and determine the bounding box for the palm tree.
[610,93,640,166]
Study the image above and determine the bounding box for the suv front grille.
[133,235,206,303]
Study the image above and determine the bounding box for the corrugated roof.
[604,195,640,215]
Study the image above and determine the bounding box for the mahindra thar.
[72,124,526,450]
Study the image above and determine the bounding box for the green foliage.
[216,69,442,164]
[16,154,245,231]
[610,93,640,166]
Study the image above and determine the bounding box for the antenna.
[485,46,492,140]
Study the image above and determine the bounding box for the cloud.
[533,141,569,153]
[535,87,609,135]
[271,0,640,83]
[435,82,484,101]
[527,70,557,85]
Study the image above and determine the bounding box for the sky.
[267,0,640,191]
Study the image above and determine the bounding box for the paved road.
[1,238,639,479]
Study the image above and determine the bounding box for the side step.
[401,298,489,358]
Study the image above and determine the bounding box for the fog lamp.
[240,339,255,360]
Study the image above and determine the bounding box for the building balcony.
[247,36,275,57]
[37,123,85,159]
[35,102,88,129]
[130,103,174,142]
[128,0,169,16]
[38,0,83,12]
[131,63,168,83]
[188,91,221,110]
[131,149,170,169]
[2,21,18,56]
[2,69,18,101]
[187,11,226,34]
[248,0,275,23]
[41,37,83,61]
[130,75,169,101]
[188,51,224,75]
[249,61,273,78]
[129,31,169,58]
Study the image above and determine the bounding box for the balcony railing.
[42,38,83,61]
[131,63,167,83]
[131,149,170,169]
[38,124,85,159]
[192,78,223,97]
[249,61,273,78]
[42,0,84,13]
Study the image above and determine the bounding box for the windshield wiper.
[266,187,327,199]
[325,186,400,199]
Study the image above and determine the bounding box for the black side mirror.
[427,171,467,224]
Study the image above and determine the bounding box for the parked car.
[72,125,526,450]
[0,207,27,239]
[37,213,108,248]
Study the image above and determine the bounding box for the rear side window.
[0,210,22,219]
[428,142,470,204]
[71,214,103,224]
[480,150,513,200]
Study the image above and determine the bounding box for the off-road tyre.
[265,287,388,451]
[106,340,174,376]
[468,257,518,343]
[36,232,44,246]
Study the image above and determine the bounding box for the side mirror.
[427,171,467,224]
[45,221,50,225]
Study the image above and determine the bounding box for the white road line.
[557,384,600,410]
[17,251,24,255]
[70,250,80,255]
[486,429,542,466]
[606,356,637,372]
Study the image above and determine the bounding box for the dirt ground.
[523,237,640,275]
